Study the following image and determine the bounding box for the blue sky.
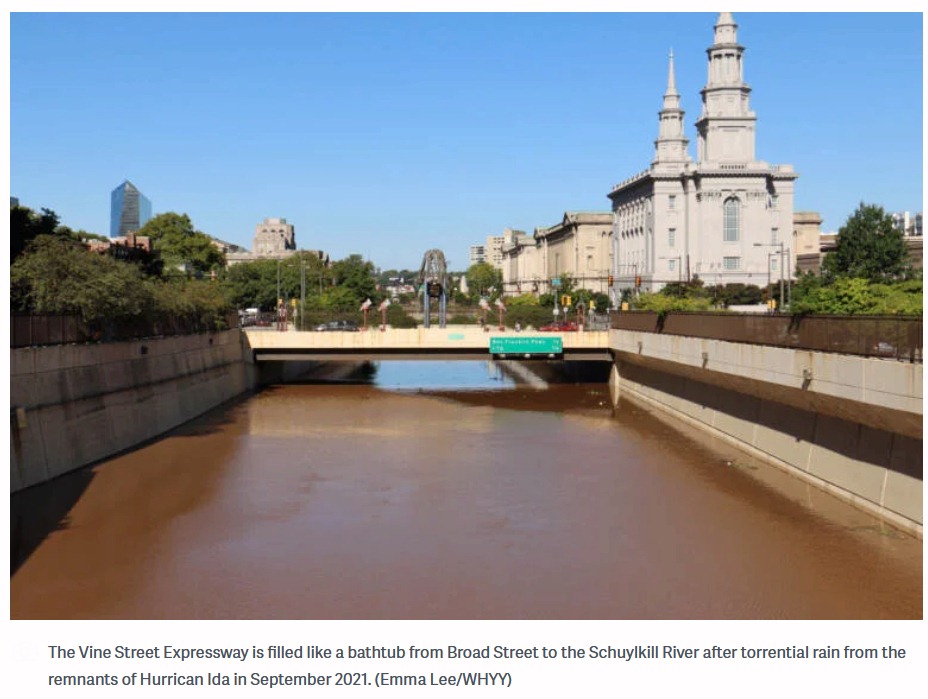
[10,12,923,271]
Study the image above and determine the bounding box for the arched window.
[723,197,740,242]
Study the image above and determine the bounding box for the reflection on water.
[10,362,923,620]
[371,360,516,391]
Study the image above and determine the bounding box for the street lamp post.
[754,242,786,311]
[300,254,306,331]
[275,258,285,332]
[766,251,773,294]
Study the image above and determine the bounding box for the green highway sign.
[489,336,563,357]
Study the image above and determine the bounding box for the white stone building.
[609,13,798,294]
[891,211,923,238]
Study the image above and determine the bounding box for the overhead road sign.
[489,336,563,359]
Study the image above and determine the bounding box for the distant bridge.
[244,327,611,362]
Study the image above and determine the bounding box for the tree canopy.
[11,235,152,321]
[11,233,235,326]
[138,212,225,274]
[330,254,378,302]
[12,206,63,261]
[791,274,921,315]
[465,262,503,299]
[221,252,377,312]
[823,203,911,282]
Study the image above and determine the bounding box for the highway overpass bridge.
[243,327,611,362]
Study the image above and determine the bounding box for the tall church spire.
[695,12,757,163]
[714,12,737,43]
[653,49,690,166]
[666,48,678,96]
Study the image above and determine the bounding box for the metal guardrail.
[610,311,922,363]
[11,313,241,348]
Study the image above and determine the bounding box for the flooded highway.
[10,361,922,619]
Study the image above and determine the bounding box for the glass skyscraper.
[110,180,152,237]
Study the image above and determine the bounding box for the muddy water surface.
[10,362,922,619]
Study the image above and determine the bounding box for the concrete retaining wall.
[610,358,923,536]
[10,330,255,493]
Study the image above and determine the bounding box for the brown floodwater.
[10,362,922,619]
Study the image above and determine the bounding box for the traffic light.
[635,276,642,288]
[561,295,572,307]
[608,275,614,286]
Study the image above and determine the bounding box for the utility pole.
[300,253,306,331]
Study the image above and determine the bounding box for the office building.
[110,180,152,238]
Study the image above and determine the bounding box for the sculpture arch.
[418,249,449,328]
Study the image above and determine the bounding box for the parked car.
[315,320,360,332]
[538,321,579,332]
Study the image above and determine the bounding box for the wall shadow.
[10,389,258,576]
[620,360,923,482]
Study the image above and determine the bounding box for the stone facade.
[499,214,613,298]
[608,13,798,294]
[254,217,295,255]
[535,213,613,295]
[794,211,825,275]
[224,217,324,267]
[501,234,541,295]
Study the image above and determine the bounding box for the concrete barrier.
[609,331,923,535]
[10,330,255,493]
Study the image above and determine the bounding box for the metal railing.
[11,313,240,348]
[610,311,922,363]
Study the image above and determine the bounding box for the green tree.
[11,206,61,261]
[222,258,279,310]
[634,291,712,315]
[505,293,540,307]
[330,254,378,303]
[138,212,226,275]
[705,283,763,307]
[791,276,922,315]
[465,262,503,299]
[588,292,611,312]
[316,286,359,311]
[11,235,153,321]
[822,203,910,282]
[222,251,330,311]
